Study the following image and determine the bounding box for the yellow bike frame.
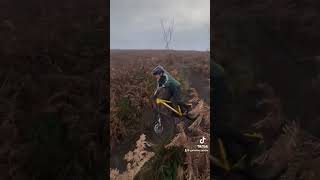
[156,98,183,116]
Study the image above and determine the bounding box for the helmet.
[152,65,165,75]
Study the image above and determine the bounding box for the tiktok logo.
[190,136,208,150]
[200,136,206,144]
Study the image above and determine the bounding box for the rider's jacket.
[155,71,181,96]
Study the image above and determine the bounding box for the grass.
[134,146,185,180]
[29,112,70,180]
[176,68,189,99]
[117,97,134,121]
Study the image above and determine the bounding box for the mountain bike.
[152,97,192,135]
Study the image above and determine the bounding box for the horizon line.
[110,48,210,52]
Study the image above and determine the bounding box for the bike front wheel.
[153,112,163,134]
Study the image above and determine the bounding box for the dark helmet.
[152,65,165,75]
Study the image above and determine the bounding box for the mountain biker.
[151,65,191,116]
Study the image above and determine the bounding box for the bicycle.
[152,97,192,135]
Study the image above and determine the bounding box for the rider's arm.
[153,74,168,98]
[153,84,165,97]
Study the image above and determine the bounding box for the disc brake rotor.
[154,123,163,134]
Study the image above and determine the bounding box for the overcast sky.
[110,0,210,51]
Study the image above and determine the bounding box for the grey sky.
[110,0,210,51]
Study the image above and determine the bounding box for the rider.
[151,65,190,116]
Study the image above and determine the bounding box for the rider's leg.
[170,87,198,120]
[171,86,190,112]
[158,87,171,100]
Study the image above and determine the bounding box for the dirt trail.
[175,61,210,104]
[187,70,210,104]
